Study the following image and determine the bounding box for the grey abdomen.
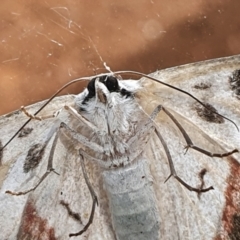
[102,156,160,240]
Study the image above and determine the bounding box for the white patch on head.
[118,80,142,92]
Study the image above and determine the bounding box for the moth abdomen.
[102,157,160,240]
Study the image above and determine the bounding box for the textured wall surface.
[1,0,240,115]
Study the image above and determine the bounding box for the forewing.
[137,55,240,239]
[1,55,240,240]
[0,96,114,239]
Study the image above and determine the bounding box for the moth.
[0,55,240,240]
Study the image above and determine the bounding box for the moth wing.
[135,55,240,239]
[0,96,114,239]
[1,55,240,240]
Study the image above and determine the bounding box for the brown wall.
[1,0,240,115]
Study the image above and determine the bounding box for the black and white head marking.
[76,75,134,112]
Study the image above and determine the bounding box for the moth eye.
[105,76,120,92]
[81,78,98,105]
[87,78,97,97]
[194,102,224,124]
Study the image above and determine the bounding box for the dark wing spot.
[229,214,240,240]
[0,140,3,165]
[23,143,46,173]
[195,102,224,123]
[193,83,211,90]
[4,109,21,118]
[229,69,240,99]
[60,200,82,223]
[198,168,207,199]
[18,127,33,138]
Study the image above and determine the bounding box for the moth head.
[75,75,133,111]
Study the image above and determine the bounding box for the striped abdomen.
[102,156,160,240]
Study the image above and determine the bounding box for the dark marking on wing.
[0,140,3,165]
[4,109,21,118]
[23,143,46,173]
[193,83,211,90]
[17,201,57,240]
[60,200,82,223]
[215,156,240,240]
[194,102,224,123]
[229,69,240,99]
[18,127,33,138]
[197,168,207,199]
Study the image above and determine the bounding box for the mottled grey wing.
[138,55,240,239]
[0,96,114,240]
[1,55,240,240]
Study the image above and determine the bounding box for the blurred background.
[0,0,240,115]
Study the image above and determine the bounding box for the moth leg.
[69,152,98,237]
[22,104,99,133]
[162,107,238,157]
[60,122,104,154]
[132,105,213,192]
[63,105,100,132]
[155,128,213,193]
[6,119,105,196]
[21,106,62,120]
[7,119,99,236]
[121,105,164,167]
[127,105,161,146]
[6,126,60,195]
[64,105,127,149]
